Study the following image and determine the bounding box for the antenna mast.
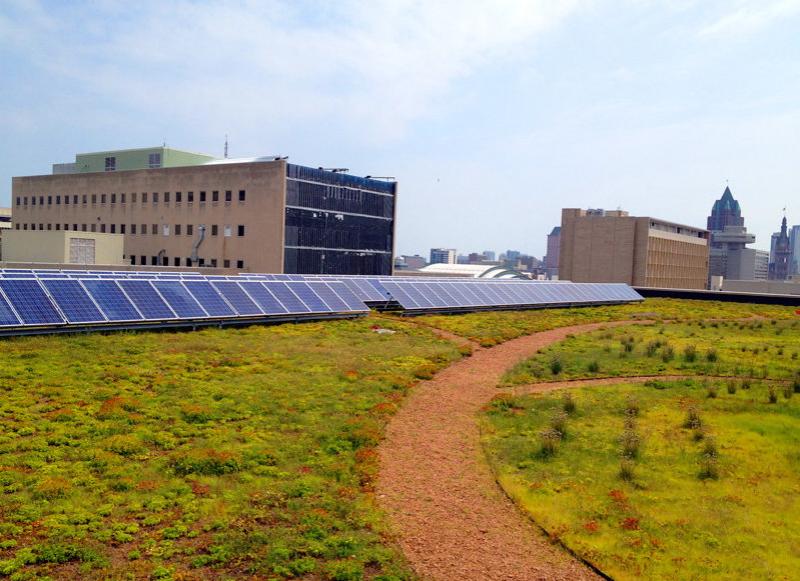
[224,135,229,159]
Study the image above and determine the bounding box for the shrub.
[549,357,563,375]
[703,436,718,459]
[619,429,641,459]
[550,411,568,437]
[170,449,242,476]
[783,386,793,400]
[726,380,737,395]
[623,414,637,431]
[587,360,600,373]
[768,386,778,404]
[692,427,705,441]
[645,340,660,357]
[619,458,635,482]
[741,379,751,390]
[683,345,698,362]
[683,406,702,429]
[562,392,576,414]
[661,345,675,362]
[538,429,562,458]
[794,378,800,394]
[706,385,718,399]
[625,395,640,417]
[706,348,718,362]
[699,454,719,480]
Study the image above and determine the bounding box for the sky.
[1,0,799,259]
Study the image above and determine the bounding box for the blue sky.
[1,0,799,258]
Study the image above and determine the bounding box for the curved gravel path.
[377,321,642,581]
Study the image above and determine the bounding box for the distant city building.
[429,248,457,264]
[769,216,792,280]
[706,188,765,282]
[544,226,560,279]
[13,146,397,274]
[505,250,521,262]
[707,186,744,235]
[0,208,11,229]
[790,225,800,275]
[395,254,426,270]
[414,263,528,278]
[483,250,496,261]
[558,208,709,289]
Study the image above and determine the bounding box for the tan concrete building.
[1,230,125,265]
[558,208,710,289]
[11,147,397,274]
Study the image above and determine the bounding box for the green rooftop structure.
[52,146,217,174]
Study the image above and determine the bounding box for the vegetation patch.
[0,316,461,579]
[482,379,800,578]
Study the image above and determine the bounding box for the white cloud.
[699,0,800,38]
[0,0,581,142]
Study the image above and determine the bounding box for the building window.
[151,256,157,266]
[153,192,158,204]
[131,224,137,235]
[164,192,170,203]
[142,192,148,203]
[73,224,77,231]
[113,224,118,234]
[82,194,87,204]
[239,189,246,202]
[15,196,20,205]
[198,258,205,266]
[225,190,232,202]
[82,224,87,232]
[56,224,60,230]
[236,260,244,269]
[39,223,43,230]
[141,223,147,234]
[188,191,194,203]
[224,225,232,237]
[105,156,116,171]
[162,224,169,236]
[175,224,181,236]
[90,224,96,232]
[200,191,206,202]
[39,196,44,205]
[15,224,19,230]
[73,195,78,204]
[185,258,192,267]
[210,258,217,267]
[130,256,136,265]
[23,197,27,205]
[100,224,106,233]
[237,225,245,237]
[64,196,69,205]
[91,194,97,204]
[212,190,219,202]
[47,224,52,230]
[148,152,161,168]
[101,194,107,204]
[23,224,27,230]
[151,224,157,235]
[56,195,61,205]
[120,224,126,234]
[121,193,126,204]
[175,191,182,203]
[63,223,68,230]
[111,193,116,204]
[131,192,137,203]
[174,257,181,266]
[48,196,52,205]
[211,224,218,236]
[141,255,146,264]
[223,259,230,268]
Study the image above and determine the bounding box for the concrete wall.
[1,230,124,264]
[12,160,287,272]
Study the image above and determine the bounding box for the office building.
[12,147,396,274]
[558,208,709,289]
[706,188,765,281]
[430,248,457,265]
[707,186,743,233]
[544,226,560,278]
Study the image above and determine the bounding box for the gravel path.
[377,321,640,581]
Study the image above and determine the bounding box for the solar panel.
[268,282,311,313]
[183,281,236,317]
[42,280,106,323]
[0,280,64,325]
[210,281,263,316]
[305,281,349,312]
[239,282,288,315]
[152,281,207,318]
[0,292,22,326]
[288,282,333,312]
[81,280,144,321]
[118,280,177,319]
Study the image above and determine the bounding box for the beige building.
[559,208,710,289]
[11,147,397,274]
[1,230,125,265]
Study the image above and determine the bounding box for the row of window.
[16,189,246,207]
[128,255,244,269]
[16,223,246,236]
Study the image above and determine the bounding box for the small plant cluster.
[618,395,642,482]
[539,408,570,458]
[682,405,720,479]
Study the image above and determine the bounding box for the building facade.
[558,208,709,289]
[429,248,456,264]
[11,148,397,274]
[705,187,765,282]
[544,226,560,278]
[1,230,124,265]
[769,216,791,280]
[707,186,743,235]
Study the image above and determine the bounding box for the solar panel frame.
[42,279,107,323]
[183,281,237,317]
[152,281,209,319]
[117,280,178,320]
[0,279,65,325]
[210,281,264,316]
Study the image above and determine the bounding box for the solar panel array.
[0,269,642,335]
[0,270,369,335]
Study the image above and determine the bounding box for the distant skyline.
[1,0,799,259]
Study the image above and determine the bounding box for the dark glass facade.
[284,164,395,275]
